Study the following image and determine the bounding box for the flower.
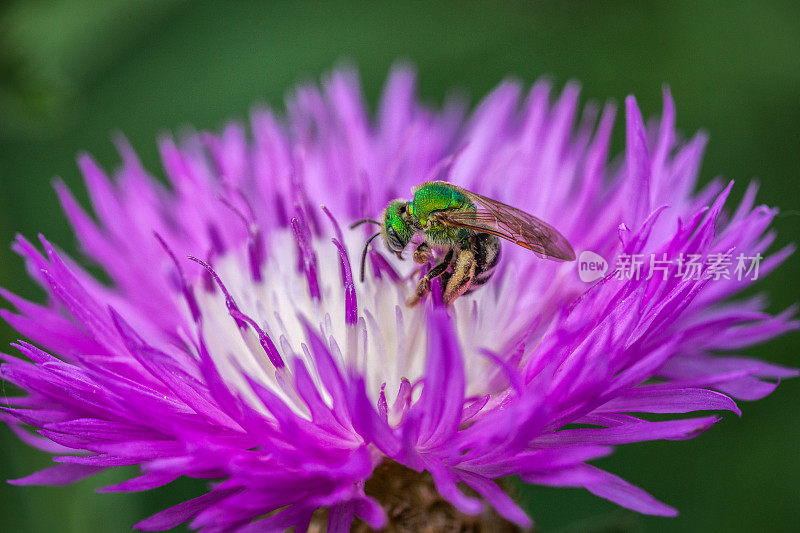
[1,65,796,531]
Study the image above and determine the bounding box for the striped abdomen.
[466,233,501,292]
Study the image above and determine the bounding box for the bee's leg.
[406,250,453,307]
[412,242,432,264]
[443,248,476,306]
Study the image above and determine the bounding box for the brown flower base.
[311,460,527,532]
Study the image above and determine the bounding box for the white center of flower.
[192,230,558,421]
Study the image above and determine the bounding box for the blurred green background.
[1,1,798,531]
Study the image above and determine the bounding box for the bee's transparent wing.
[437,188,576,261]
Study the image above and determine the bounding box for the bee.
[353,181,575,306]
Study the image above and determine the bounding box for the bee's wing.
[438,188,576,261]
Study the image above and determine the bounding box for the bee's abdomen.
[467,233,501,290]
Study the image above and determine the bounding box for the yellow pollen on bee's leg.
[443,248,476,306]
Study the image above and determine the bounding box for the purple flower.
[1,66,796,531]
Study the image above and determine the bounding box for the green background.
[1,1,798,531]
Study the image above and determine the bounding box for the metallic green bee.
[354,181,576,306]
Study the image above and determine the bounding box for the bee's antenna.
[350,218,381,229]
[359,232,381,283]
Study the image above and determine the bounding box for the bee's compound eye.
[386,227,403,252]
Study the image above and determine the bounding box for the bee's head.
[382,200,414,255]
[351,200,416,283]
